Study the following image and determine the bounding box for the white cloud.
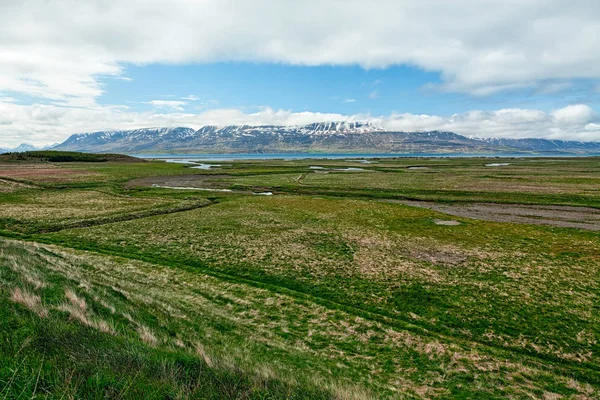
[380,105,600,141]
[342,98,356,103]
[534,82,572,95]
[585,123,600,131]
[1,0,600,104]
[551,104,597,124]
[1,100,599,147]
[369,91,380,100]
[144,100,187,111]
[182,95,200,101]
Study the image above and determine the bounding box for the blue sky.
[101,63,599,117]
[1,0,600,147]
[103,63,447,115]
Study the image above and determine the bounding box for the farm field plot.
[1,154,600,399]
[0,189,209,234]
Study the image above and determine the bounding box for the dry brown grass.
[58,301,90,325]
[137,325,158,346]
[329,384,376,400]
[58,289,114,334]
[6,256,48,289]
[65,289,87,312]
[0,190,174,226]
[58,291,90,326]
[10,287,48,318]
[0,164,100,183]
[0,178,35,192]
[194,343,214,368]
[94,319,114,334]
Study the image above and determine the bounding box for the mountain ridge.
[0,143,50,153]
[34,122,600,154]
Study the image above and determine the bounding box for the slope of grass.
[2,238,598,399]
[0,238,360,399]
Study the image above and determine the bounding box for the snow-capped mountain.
[0,143,42,153]
[51,122,600,154]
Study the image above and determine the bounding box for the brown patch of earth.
[433,219,461,226]
[397,200,600,231]
[410,247,468,266]
[0,165,99,182]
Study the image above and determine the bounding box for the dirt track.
[398,200,600,231]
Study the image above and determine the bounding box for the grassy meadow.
[1,153,599,398]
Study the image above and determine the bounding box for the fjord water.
[132,152,598,161]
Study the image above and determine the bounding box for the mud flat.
[126,174,231,190]
[399,200,600,230]
[152,184,232,192]
[128,174,273,195]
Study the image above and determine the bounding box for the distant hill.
[0,150,140,163]
[45,122,600,154]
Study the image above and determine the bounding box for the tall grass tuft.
[10,287,48,318]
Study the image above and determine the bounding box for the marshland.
[1,152,599,399]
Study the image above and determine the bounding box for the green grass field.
[1,155,599,398]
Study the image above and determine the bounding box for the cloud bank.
[2,101,599,148]
[1,0,600,103]
[1,1,600,147]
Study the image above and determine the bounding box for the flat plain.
[1,153,599,399]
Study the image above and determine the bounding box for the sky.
[2,0,600,147]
